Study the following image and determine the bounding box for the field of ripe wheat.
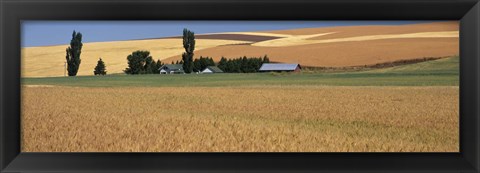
[21,85,459,152]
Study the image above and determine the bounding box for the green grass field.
[22,56,459,87]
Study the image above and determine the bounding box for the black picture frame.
[1,0,479,172]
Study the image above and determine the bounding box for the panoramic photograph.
[21,21,459,152]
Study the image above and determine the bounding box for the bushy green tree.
[182,28,195,73]
[124,50,156,74]
[65,31,83,76]
[144,57,164,74]
[94,58,107,75]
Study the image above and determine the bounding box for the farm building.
[159,64,185,74]
[201,66,224,74]
[259,63,301,72]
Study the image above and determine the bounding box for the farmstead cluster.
[64,28,301,76]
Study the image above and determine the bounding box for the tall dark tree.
[124,50,154,74]
[208,57,215,66]
[94,58,107,75]
[182,28,195,73]
[65,31,83,76]
[262,55,270,63]
[218,57,228,71]
[193,57,202,72]
[144,56,155,73]
[152,60,164,73]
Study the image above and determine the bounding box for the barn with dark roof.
[259,63,301,72]
[159,64,185,74]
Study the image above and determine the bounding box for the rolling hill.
[22,21,459,77]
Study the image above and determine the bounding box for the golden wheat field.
[21,86,459,152]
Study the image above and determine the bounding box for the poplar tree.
[65,31,83,76]
[182,28,195,73]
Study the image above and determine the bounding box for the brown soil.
[302,57,444,72]
[164,37,459,67]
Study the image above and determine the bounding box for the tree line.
[218,55,270,73]
[64,29,271,76]
[193,56,215,72]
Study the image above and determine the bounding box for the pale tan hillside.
[252,31,458,47]
[22,39,251,77]
[264,21,459,39]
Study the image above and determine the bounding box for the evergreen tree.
[262,55,270,63]
[216,55,268,73]
[218,57,228,71]
[65,31,83,76]
[153,60,164,73]
[241,56,248,73]
[193,57,202,72]
[199,57,206,71]
[208,57,215,66]
[182,28,195,73]
[226,59,234,73]
[93,58,107,75]
[232,59,241,73]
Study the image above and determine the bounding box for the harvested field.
[21,86,459,152]
[222,32,293,38]
[252,31,458,47]
[303,57,444,72]
[164,38,459,67]
[264,21,459,38]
